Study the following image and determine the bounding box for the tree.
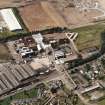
[100,30,105,54]
[101,58,105,68]
[85,64,92,72]
[72,94,78,105]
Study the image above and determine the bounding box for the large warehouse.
[0,8,22,31]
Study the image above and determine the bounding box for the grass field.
[0,88,38,105]
[98,99,105,105]
[72,23,105,51]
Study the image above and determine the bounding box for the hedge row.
[67,52,101,69]
[0,27,68,42]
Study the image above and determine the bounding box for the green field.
[98,99,105,105]
[0,88,38,105]
[72,23,105,51]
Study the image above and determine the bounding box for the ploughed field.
[18,1,67,31]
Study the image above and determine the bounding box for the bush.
[67,52,101,69]
[100,30,105,54]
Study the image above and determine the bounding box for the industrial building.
[0,8,22,31]
[0,63,35,95]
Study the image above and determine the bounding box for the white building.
[0,8,22,31]
[32,33,51,51]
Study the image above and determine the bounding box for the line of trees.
[66,30,105,69]
[100,30,105,54]
[0,27,68,42]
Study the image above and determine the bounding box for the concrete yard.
[30,57,51,70]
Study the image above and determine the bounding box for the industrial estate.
[0,0,105,105]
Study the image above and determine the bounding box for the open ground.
[0,0,105,30]
[72,23,105,51]
[49,0,105,28]
[18,1,67,31]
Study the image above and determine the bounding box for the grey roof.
[0,63,35,95]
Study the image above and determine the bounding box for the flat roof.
[0,8,22,31]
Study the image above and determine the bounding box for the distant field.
[72,24,105,51]
[98,96,105,105]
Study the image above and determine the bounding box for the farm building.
[0,8,22,31]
